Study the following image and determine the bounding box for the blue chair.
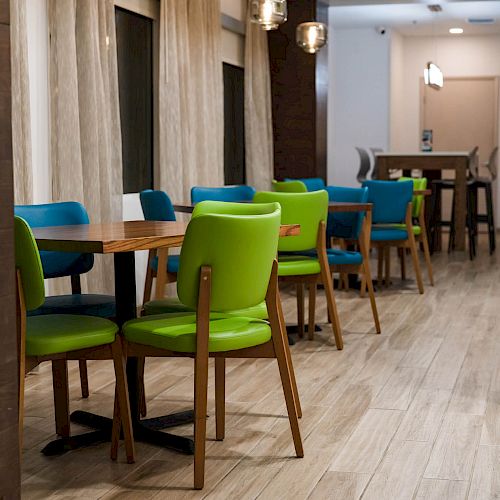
[362,180,424,294]
[140,190,180,303]
[191,185,256,204]
[284,177,326,192]
[301,186,380,334]
[14,202,116,398]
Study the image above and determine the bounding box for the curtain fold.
[48,0,123,294]
[244,2,274,191]
[158,0,224,202]
[10,0,33,204]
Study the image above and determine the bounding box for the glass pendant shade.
[250,0,287,31]
[296,22,328,54]
[424,62,444,89]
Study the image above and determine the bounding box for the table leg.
[41,251,195,457]
[454,159,468,251]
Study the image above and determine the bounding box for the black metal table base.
[41,409,195,456]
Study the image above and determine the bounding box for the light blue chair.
[191,185,256,204]
[362,180,424,293]
[284,177,326,192]
[140,190,180,303]
[14,201,116,398]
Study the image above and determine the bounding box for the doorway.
[421,77,499,222]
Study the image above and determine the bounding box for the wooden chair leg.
[296,283,305,338]
[277,288,302,419]
[420,234,434,286]
[307,283,316,341]
[399,247,406,281]
[143,250,155,304]
[52,360,70,438]
[137,356,147,418]
[364,263,381,334]
[111,340,135,463]
[359,274,367,298]
[154,248,169,300]
[79,360,89,398]
[408,239,424,294]
[194,350,209,489]
[215,358,225,441]
[384,246,391,287]
[268,283,303,457]
[318,261,343,350]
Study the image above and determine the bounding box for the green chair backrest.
[398,177,427,217]
[14,216,45,312]
[253,190,328,252]
[177,201,281,312]
[272,180,307,193]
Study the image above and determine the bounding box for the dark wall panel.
[268,0,328,182]
[0,5,20,498]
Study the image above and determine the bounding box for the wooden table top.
[174,201,373,214]
[376,151,470,157]
[33,220,300,254]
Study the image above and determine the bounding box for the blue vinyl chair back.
[284,177,326,192]
[326,186,368,240]
[362,180,413,224]
[14,202,94,279]
[191,185,256,204]
[140,189,176,221]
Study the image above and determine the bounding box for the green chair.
[272,179,308,193]
[14,216,134,462]
[253,191,343,350]
[118,201,303,489]
[393,177,434,286]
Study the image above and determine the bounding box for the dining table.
[375,151,471,251]
[33,220,299,456]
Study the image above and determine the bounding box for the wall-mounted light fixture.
[296,22,328,54]
[250,0,287,31]
[424,62,444,89]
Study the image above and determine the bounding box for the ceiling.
[329,1,500,36]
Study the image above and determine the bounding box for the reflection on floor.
[21,236,500,499]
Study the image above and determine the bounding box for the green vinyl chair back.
[14,216,45,312]
[272,180,307,193]
[398,177,427,218]
[177,201,281,312]
[253,190,328,252]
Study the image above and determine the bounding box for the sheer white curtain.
[158,0,224,202]
[48,0,122,294]
[244,1,274,191]
[10,0,33,204]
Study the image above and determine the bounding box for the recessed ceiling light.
[449,28,464,34]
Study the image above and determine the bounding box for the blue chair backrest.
[191,185,256,204]
[140,189,176,221]
[14,202,94,279]
[284,177,326,192]
[326,186,368,240]
[362,180,413,224]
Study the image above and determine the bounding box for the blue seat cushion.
[299,249,363,266]
[371,226,408,242]
[150,254,180,274]
[28,294,116,318]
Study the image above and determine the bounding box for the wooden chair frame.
[279,221,343,350]
[119,260,303,489]
[310,210,381,336]
[143,248,178,303]
[373,203,425,294]
[16,270,135,464]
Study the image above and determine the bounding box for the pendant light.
[424,4,444,90]
[296,22,328,54]
[250,0,287,31]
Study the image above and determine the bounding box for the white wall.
[389,29,405,153]
[392,34,500,152]
[328,23,391,187]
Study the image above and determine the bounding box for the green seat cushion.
[371,226,408,241]
[143,297,268,319]
[123,313,271,353]
[390,223,422,236]
[278,255,321,276]
[26,314,118,356]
